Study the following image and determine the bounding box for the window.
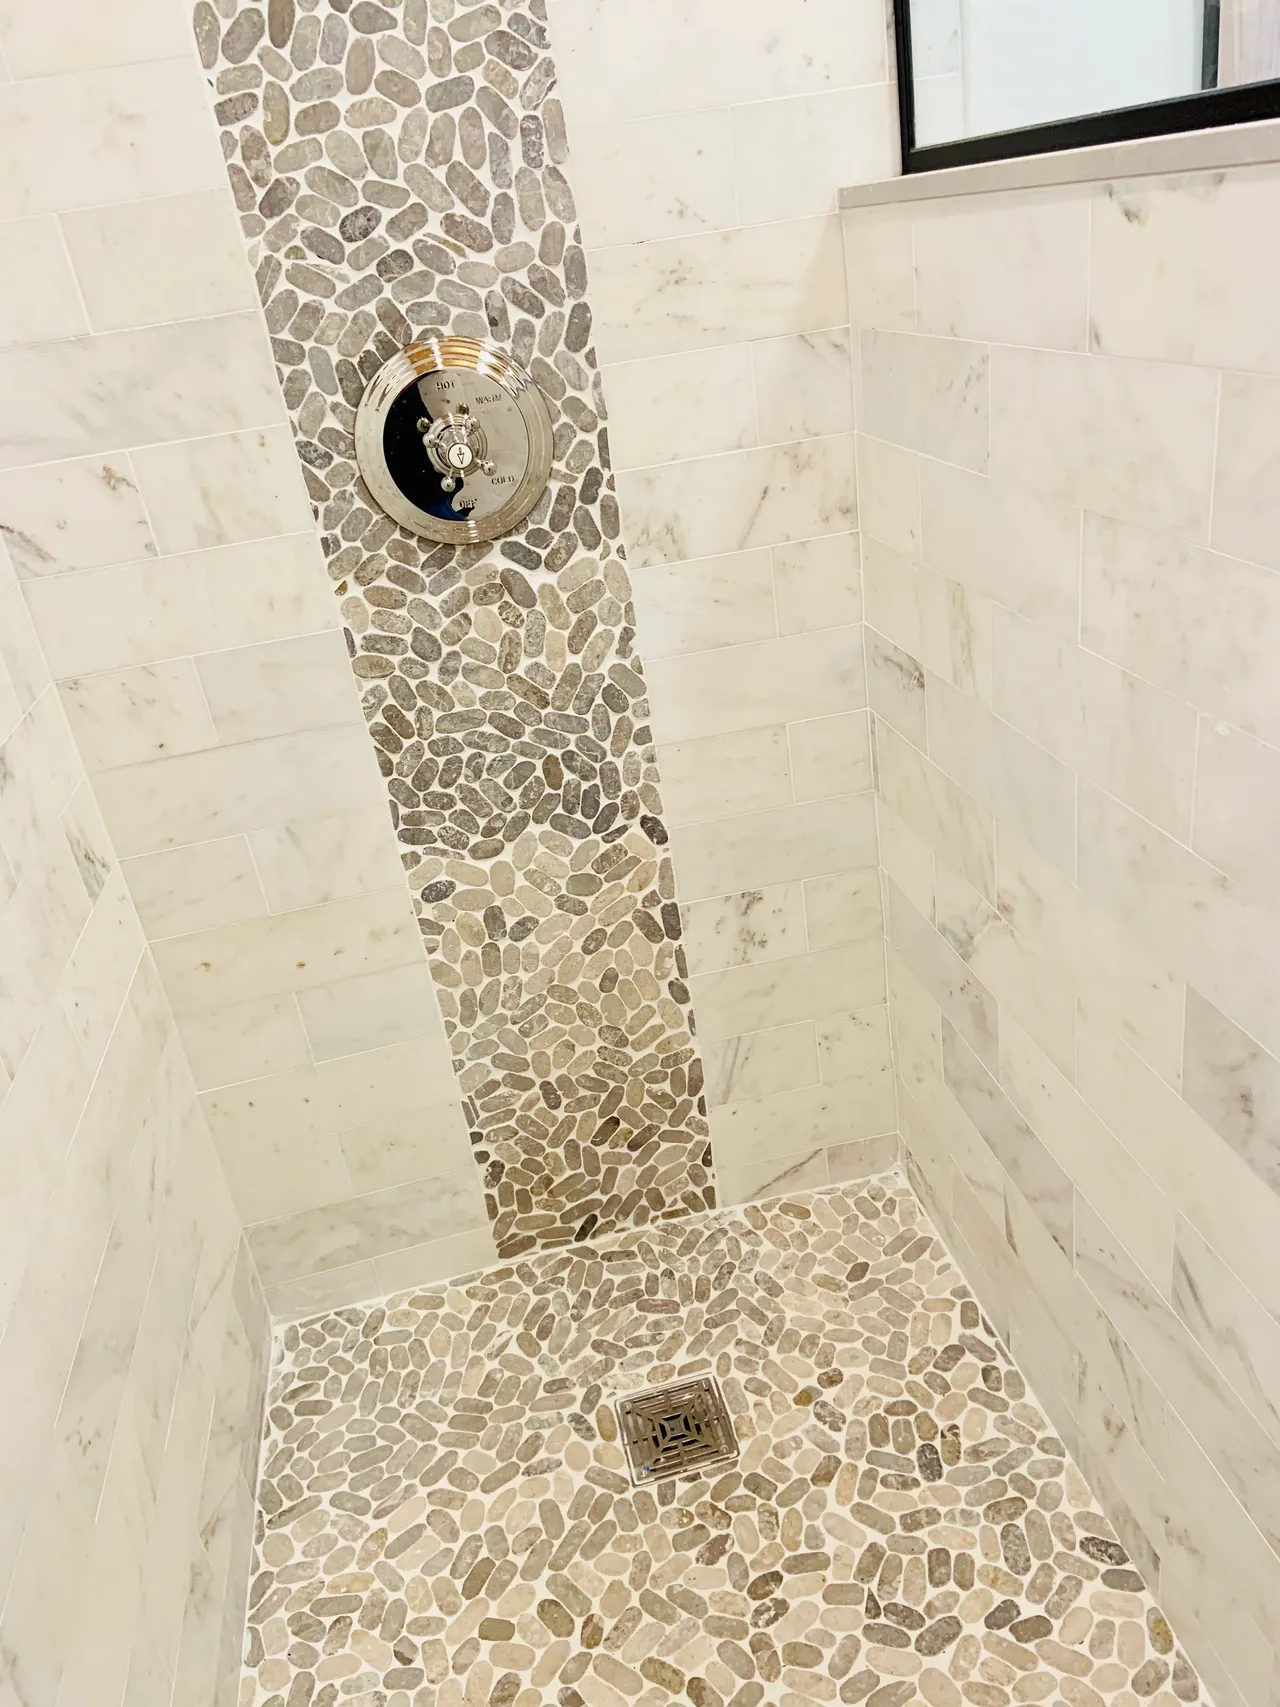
[893,0,1280,171]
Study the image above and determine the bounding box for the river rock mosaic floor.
[240,1178,1208,1707]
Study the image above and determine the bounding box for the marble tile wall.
[547,0,901,1209]
[0,0,500,1311]
[843,167,1280,1707]
[0,522,271,1698]
[192,0,722,1297]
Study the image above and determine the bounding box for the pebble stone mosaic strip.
[241,1179,1209,1707]
[194,0,711,1256]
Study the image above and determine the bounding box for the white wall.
[549,0,903,1205]
[0,536,271,1702]
[0,0,497,1314]
[845,161,1280,1707]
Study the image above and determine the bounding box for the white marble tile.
[151,886,421,1014]
[860,329,989,472]
[646,624,863,745]
[94,725,385,858]
[802,867,883,951]
[988,345,1218,541]
[1182,987,1280,1201]
[247,807,406,912]
[996,825,1184,1087]
[25,534,335,678]
[731,84,898,224]
[60,779,114,906]
[876,799,934,923]
[61,190,255,334]
[827,1131,901,1184]
[842,206,917,334]
[265,1259,383,1322]
[789,709,872,802]
[0,0,191,76]
[1082,513,1280,748]
[246,1171,488,1287]
[1000,1012,1175,1290]
[1077,1005,1280,1333]
[601,345,756,472]
[0,685,82,885]
[568,109,737,248]
[1078,781,1280,1060]
[618,433,856,567]
[202,1070,352,1223]
[628,549,775,659]
[0,313,283,471]
[913,190,1090,350]
[1212,369,1280,573]
[772,534,861,635]
[338,1093,471,1196]
[671,793,878,902]
[1074,1197,1280,1560]
[711,1076,887,1169]
[194,630,357,746]
[918,459,1080,635]
[296,962,441,1063]
[1089,169,1280,376]
[58,867,146,1072]
[549,0,885,126]
[714,1146,830,1208]
[853,433,920,555]
[943,1019,1074,1257]
[0,452,155,576]
[1173,1216,1280,1449]
[60,661,218,774]
[927,673,1077,878]
[876,719,995,899]
[1192,717,1280,902]
[701,1021,818,1109]
[991,605,1198,839]
[587,216,847,363]
[656,725,792,828]
[178,992,312,1092]
[319,1033,463,1132]
[816,1003,893,1090]
[121,836,268,941]
[751,329,855,445]
[862,536,992,704]
[0,216,88,347]
[130,425,315,555]
[934,861,1075,1080]
[0,59,225,222]
[691,940,886,1043]
[889,878,999,1076]
[865,628,927,747]
[681,882,807,977]
[374,1224,501,1294]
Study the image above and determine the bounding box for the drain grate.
[615,1376,739,1486]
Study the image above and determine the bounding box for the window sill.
[838,115,1280,209]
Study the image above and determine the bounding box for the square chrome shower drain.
[615,1376,739,1486]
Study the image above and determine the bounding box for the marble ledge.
[839,115,1280,210]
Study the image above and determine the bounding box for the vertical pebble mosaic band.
[193,0,712,1256]
[242,1179,1209,1707]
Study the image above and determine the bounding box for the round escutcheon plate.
[354,336,555,545]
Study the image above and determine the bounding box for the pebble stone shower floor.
[241,1177,1209,1707]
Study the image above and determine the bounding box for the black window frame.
[893,0,1280,174]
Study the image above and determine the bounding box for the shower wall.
[548,0,902,1207]
[844,166,1280,1707]
[0,551,270,1695]
[0,0,498,1314]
